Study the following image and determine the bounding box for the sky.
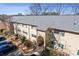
[0,3,31,15]
[0,3,77,15]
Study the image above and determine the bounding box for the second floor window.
[22,24,24,27]
[59,32,65,36]
[31,26,35,29]
[54,30,59,34]
[23,31,27,34]
[26,25,27,28]
[32,34,37,38]
[17,29,21,32]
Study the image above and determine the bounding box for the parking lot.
[7,50,23,56]
[0,35,23,56]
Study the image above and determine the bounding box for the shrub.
[50,49,69,56]
[37,36,44,46]
[0,29,4,32]
[50,49,63,56]
[0,29,5,34]
[14,33,19,40]
[32,40,37,45]
[24,40,33,48]
[20,35,26,43]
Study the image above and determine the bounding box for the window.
[26,25,27,28]
[17,29,21,32]
[59,32,65,36]
[31,26,34,29]
[22,24,24,27]
[59,43,64,49]
[32,34,37,38]
[20,24,22,26]
[23,31,27,34]
[54,30,59,34]
[17,24,19,26]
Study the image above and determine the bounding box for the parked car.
[0,36,6,41]
[0,44,17,55]
[0,40,12,46]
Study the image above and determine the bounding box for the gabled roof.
[11,15,79,34]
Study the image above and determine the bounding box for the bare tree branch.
[29,3,48,15]
[70,3,79,14]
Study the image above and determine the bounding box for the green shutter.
[59,43,64,49]
[61,44,64,49]
[77,50,79,55]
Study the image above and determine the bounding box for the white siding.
[54,32,79,56]
[13,23,17,34]
[30,26,37,42]
[17,24,29,39]
[13,23,37,41]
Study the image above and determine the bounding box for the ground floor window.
[59,43,64,49]
[32,34,37,38]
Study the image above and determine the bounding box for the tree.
[50,12,59,15]
[20,35,26,43]
[24,40,33,48]
[54,3,65,15]
[29,3,41,15]
[0,15,10,30]
[46,3,65,15]
[29,3,48,15]
[70,3,79,14]
[18,13,23,16]
[0,15,14,34]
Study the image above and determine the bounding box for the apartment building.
[11,15,79,55]
[51,28,79,56]
[12,22,37,42]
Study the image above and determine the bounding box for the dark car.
[0,40,12,46]
[0,44,17,55]
[0,36,6,41]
